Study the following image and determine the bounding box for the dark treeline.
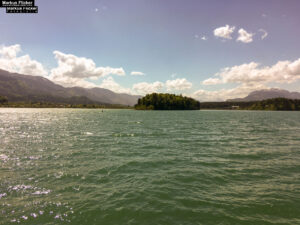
[247,98,300,110]
[201,101,254,109]
[201,98,300,111]
[0,96,132,109]
[2,95,300,110]
[135,93,200,110]
[0,96,8,104]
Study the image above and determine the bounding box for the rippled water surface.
[0,108,300,225]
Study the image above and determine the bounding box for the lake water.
[0,108,300,225]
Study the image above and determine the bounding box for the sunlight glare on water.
[0,108,300,225]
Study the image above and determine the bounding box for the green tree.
[135,93,200,110]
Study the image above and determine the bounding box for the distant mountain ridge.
[227,88,300,102]
[0,69,140,106]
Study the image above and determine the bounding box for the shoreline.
[1,106,299,111]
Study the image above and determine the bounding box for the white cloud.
[47,75,97,88]
[0,44,194,96]
[214,25,235,39]
[4,43,300,102]
[0,44,20,59]
[194,34,207,40]
[259,29,268,40]
[192,83,268,102]
[202,78,222,85]
[50,51,125,79]
[132,81,164,95]
[201,36,207,41]
[132,78,192,95]
[236,28,254,43]
[199,58,300,101]
[49,51,125,87]
[202,58,300,86]
[99,76,132,94]
[166,78,192,91]
[0,44,47,76]
[131,71,145,76]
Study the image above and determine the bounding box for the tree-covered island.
[135,93,201,110]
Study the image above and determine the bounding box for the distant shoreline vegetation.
[134,93,200,110]
[1,95,300,111]
[0,96,132,109]
[201,98,300,111]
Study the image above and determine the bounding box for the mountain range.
[1,69,300,105]
[227,88,300,102]
[0,69,141,106]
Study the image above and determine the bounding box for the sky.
[1,0,300,101]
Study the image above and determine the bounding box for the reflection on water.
[0,109,300,224]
